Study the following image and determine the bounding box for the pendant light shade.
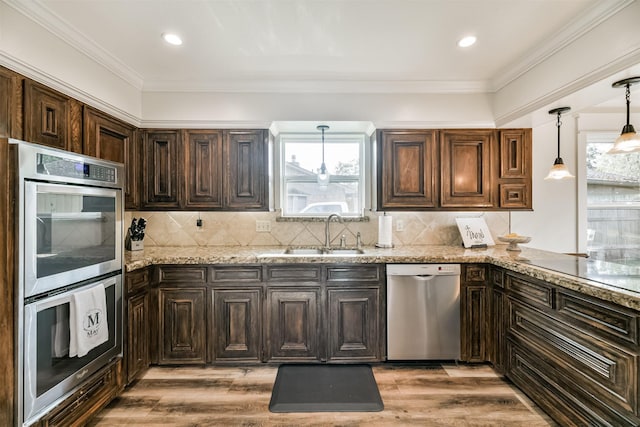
[608,76,640,154]
[545,107,575,180]
[316,125,330,187]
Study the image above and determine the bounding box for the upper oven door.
[24,181,122,298]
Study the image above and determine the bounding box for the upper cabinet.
[140,129,268,211]
[497,129,532,209]
[377,130,438,209]
[23,80,83,153]
[83,107,139,209]
[0,67,22,139]
[378,128,532,211]
[440,129,495,209]
[225,129,268,210]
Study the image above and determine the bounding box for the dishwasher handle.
[414,274,436,281]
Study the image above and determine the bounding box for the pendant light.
[317,125,330,187]
[607,76,640,154]
[544,107,575,180]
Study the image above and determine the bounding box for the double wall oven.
[14,140,124,426]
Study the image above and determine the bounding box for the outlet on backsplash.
[256,220,271,232]
[396,219,405,232]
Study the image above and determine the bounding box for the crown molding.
[4,0,144,90]
[139,119,274,129]
[490,0,634,92]
[0,52,142,127]
[142,79,490,94]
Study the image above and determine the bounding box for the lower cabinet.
[501,269,640,427]
[124,268,150,384]
[327,288,380,361]
[460,264,488,362]
[266,288,321,361]
[212,288,262,362]
[158,288,207,364]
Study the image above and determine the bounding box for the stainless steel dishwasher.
[386,264,461,360]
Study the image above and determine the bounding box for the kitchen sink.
[259,247,366,257]
[284,247,324,255]
[324,248,365,255]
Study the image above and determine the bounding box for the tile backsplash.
[125,211,510,247]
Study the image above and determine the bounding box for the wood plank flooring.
[89,363,557,426]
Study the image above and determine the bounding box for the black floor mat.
[269,364,384,413]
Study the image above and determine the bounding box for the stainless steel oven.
[13,139,124,426]
[22,274,122,424]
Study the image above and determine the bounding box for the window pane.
[586,141,640,265]
[284,141,360,177]
[285,181,360,215]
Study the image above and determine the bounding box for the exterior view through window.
[280,134,364,216]
[586,137,640,266]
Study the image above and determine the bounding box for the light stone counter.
[125,245,640,311]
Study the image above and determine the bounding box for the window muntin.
[280,134,365,217]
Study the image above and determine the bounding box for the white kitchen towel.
[69,283,109,357]
[51,305,70,357]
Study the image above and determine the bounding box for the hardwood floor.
[90,363,556,426]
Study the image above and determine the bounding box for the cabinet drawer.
[125,268,150,296]
[157,266,207,284]
[326,265,381,282]
[210,266,262,283]
[557,289,639,347]
[506,272,554,309]
[508,300,638,416]
[266,265,321,282]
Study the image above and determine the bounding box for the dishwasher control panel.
[387,263,461,276]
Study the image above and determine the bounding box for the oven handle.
[26,275,119,311]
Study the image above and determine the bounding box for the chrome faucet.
[325,213,343,249]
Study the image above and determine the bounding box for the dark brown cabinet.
[266,288,321,361]
[211,289,262,362]
[497,129,532,209]
[460,264,488,362]
[327,288,380,361]
[23,80,82,153]
[488,267,506,374]
[185,130,223,209]
[124,268,150,385]
[225,130,268,210]
[503,269,640,426]
[158,287,207,364]
[0,66,21,139]
[83,107,139,209]
[377,130,438,210]
[143,130,182,209]
[440,129,495,208]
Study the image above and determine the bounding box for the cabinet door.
[185,130,223,209]
[126,292,149,384]
[143,130,182,209]
[378,130,438,209]
[461,285,486,362]
[489,287,506,374]
[440,130,495,208]
[83,107,139,209]
[225,130,267,210]
[266,288,320,361]
[23,80,72,151]
[212,289,261,361]
[158,288,206,364]
[498,129,532,209]
[327,288,380,361]
[0,66,21,139]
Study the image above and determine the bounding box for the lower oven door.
[21,274,122,425]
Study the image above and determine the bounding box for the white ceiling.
[9,0,631,94]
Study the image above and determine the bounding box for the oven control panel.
[37,153,117,183]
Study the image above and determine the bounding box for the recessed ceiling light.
[458,36,477,48]
[162,33,183,46]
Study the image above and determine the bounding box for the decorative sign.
[455,217,495,248]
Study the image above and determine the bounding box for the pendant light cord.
[321,127,326,168]
[625,83,631,127]
[556,111,562,159]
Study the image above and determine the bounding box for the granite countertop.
[125,245,640,311]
